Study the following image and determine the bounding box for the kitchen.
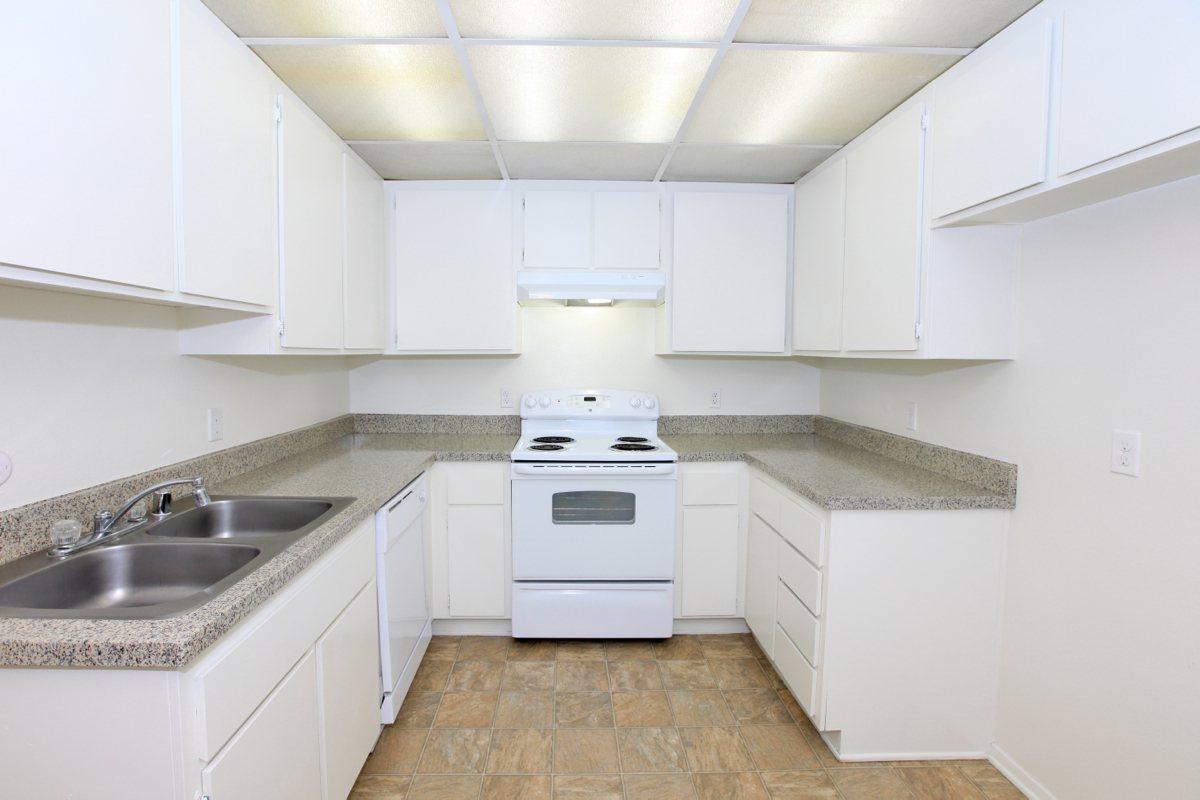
[0,1,1196,799]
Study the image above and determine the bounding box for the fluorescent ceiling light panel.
[201,0,445,37]
[253,45,485,140]
[501,142,670,180]
[665,144,835,183]
[734,0,1040,48]
[685,49,957,145]
[350,141,501,179]
[451,0,740,41]
[468,45,713,142]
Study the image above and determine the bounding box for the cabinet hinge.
[521,196,526,210]
[914,321,923,341]
[278,320,286,339]
[920,108,929,132]
[273,98,282,124]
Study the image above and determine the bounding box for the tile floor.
[352,634,1026,800]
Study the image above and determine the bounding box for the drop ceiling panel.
[469,45,713,142]
[665,145,834,183]
[685,49,957,145]
[350,141,501,179]
[452,0,740,41]
[501,142,669,180]
[735,0,1040,48]
[201,0,445,37]
[253,45,485,140]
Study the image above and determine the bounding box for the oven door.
[511,473,676,580]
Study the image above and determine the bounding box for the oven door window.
[551,491,636,525]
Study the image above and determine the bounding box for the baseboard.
[673,617,750,634]
[830,747,988,762]
[989,743,1057,800]
[431,617,750,636]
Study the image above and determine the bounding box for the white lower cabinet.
[677,463,743,618]
[433,462,510,618]
[744,514,778,657]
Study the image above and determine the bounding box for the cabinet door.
[0,1,174,290]
[793,160,846,352]
[317,582,381,800]
[447,505,507,616]
[672,191,789,353]
[930,19,1052,217]
[1058,0,1200,175]
[680,506,740,617]
[202,651,322,800]
[594,191,660,270]
[178,0,276,305]
[842,104,925,352]
[279,94,344,349]
[395,189,516,351]
[343,154,386,349]
[523,190,591,268]
[745,515,778,656]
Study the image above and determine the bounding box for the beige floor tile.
[362,728,428,774]
[459,635,512,661]
[679,726,756,772]
[350,773,413,798]
[425,636,461,660]
[739,725,821,770]
[555,729,621,774]
[447,660,505,692]
[668,690,734,726]
[776,689,808,724]
[486,729,554,774]
[557,641,608,660]
[831,768,917,800]
[659,660,718,689]
[483,774,553,799]
[693,771,770,799]
[795,723,842,768]
[608,660,663,690]
[613,690,674,727]
[508,640,557,661]
[757,658,786,690]
[653,635,703,660]
[556,661,609,691]
[624,773,698,799]
[395,691,443,728]
[553,774,623,798]
[417,728,492,774]
[434,692,499,728]
[959,764,1027,799]
[407,774,484,799]
[494,691,554,728]
[739,633,766,659]
[758,769,840,798]
[897,767,987,800]
[556,692,615,727]
[503,661,556,691]
[617,727,689,773]
[698,634,757,659]
[724,688,794,724]
[710,658,771,689]
[605,640,656,660]
[412,659,455,691]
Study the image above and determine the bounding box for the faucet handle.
[152,491,173,517]
[49,519,82,550]
[92,510,114,534]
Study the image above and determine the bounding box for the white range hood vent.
[516,270,666,306]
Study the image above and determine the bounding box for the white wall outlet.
[206,408,224,443]
[500,388,513,409]
[906,402,919,432]
[709,389,722,409]
[1110,430,1141,476]
[0,451,11,487]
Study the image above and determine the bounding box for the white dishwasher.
[376,472,431,724]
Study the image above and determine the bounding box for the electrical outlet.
[906,402,919,432]
[1111,430,1141,476]
[0,452,11,487]
[709,389,722,409]
[206,408,224,443]
[500,388,513,409]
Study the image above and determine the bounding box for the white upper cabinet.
[670,190,790,354]
[278,94,345,350]
[178,0,276,306]
[930,19,1053,218]
[522,190,592,268]
[594,191,660,270]
[793,159,846,353]
[521,186,661,270]
[842,104,926,352]
[1057,0,1200,175]
[0,2,174,291]
[342,154,386,350]
[394,187,516,352]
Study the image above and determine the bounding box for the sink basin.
[0,542,260,614]
[146,498,335,539]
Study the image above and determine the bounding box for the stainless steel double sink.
[0,496,354,619]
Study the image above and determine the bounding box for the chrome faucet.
[49,477,212,558]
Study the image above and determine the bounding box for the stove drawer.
[512,582,674,639]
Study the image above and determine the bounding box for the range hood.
[516,270,666,305]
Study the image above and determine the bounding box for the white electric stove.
[510,389,677,639]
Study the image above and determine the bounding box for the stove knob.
[629,396,642,408]
[644,396,656,409]
[523,395,537,409]
[538,394,551,408]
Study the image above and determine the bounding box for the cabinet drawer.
[750,476,782,529]
[778,497,824,566]
[681,469,740,506]
[774,623,819,717]
[446,464,507,505]
[778,542,821,615]
[777,583,820,666]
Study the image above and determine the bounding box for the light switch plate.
[207,408,224,443]
[1111,429,1141,476]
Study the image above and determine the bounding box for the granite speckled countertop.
[0,427,1010,669]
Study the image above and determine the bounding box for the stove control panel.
[519,389,660,420]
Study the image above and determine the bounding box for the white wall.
[0,286,349,511]
[349,305,821,415]
[819,177,1200,799]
